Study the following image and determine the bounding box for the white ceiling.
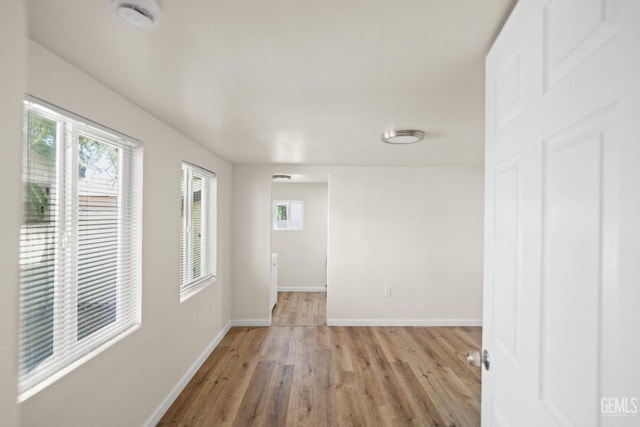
[27,0,515,166]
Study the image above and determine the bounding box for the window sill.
[180,275,216,303]
[18,323,140,403]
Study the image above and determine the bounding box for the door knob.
[467,349,490,370]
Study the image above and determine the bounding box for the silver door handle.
[467,349,490,370]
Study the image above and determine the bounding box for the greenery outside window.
[19,97,142,399]
[273,200,303,230]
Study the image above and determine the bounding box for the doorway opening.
[270,174,329,326]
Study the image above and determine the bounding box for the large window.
[180,162,217,298]
[19,98,142,398]
[273,200,303,230]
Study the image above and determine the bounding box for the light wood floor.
[159,292,482,427]
[272,291,327,326]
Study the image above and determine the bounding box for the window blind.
[19,98,142,398]
[180,162,216,296]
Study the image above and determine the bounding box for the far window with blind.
[180,162,217,299]
[19,97,142,398]
[273,200,303,230]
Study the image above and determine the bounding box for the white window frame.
[273,200,304,231]
[180,162,217,300]
[19,97,142,400]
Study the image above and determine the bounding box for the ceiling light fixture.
[272,174,292,181]
[111,0,161,29]
[381,129,425,145]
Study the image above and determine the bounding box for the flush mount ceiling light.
[381,129,425,145]
[111,0,161,29]
[272,174,292,181]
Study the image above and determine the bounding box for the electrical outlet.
[384,287,392,297]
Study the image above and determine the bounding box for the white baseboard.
[278,286,326,292]
[230,319,271,327]
[144,320,232,427]
[326,319,483,327]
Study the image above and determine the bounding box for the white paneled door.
[482,1,640,426]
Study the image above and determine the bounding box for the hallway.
[272,292,327,326]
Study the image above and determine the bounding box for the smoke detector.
[111,0,161,29]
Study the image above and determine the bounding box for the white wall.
[231,165,272,324]
[232,165,484,326]
[272,183,328,290]
[327,167,483,324]
[19,42,233,427]
[0,0,26,425]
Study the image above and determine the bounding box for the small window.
[273,200,303,230]
[19,97,143,398]
[180,162,217,298]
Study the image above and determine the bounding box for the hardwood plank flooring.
[272,291,327,326]
[159,292,482,426]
